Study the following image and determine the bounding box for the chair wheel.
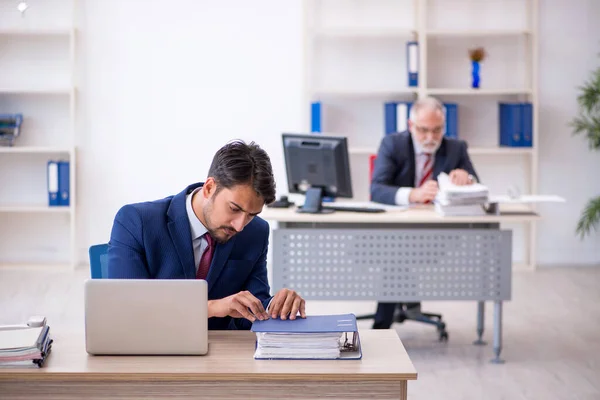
[439,331,449,342]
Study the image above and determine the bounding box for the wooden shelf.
[468,147,533,156]
[314,27,416,39]
[426,29,531,37]
[313,88,531,97]
[0,28,73,36]
[313,88,417,99]
[350,146,533,156]
[427,88,532,96]
[0,146,73,154]
[0,205,72,213]
[0,87,73,95]
[0,262,72,269]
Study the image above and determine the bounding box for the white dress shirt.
[394,141,436,206]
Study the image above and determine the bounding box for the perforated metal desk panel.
[274,228,511,302]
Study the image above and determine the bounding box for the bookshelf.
[0,0,78,268]
[303,0,539,269]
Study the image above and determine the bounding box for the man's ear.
[202,177,216,199]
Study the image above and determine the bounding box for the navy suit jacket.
[107,182,272,330]
[371,131,479,205]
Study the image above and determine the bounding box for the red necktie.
[418,153,433,187]
[196,233,215,280]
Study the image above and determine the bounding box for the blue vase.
[471,61,480,89]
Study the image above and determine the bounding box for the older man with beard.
[369,96,480,330]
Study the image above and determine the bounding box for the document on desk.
[251,314,362,360]
[435,173,489,215]
[0,325,53,368]
[488,195,566,204]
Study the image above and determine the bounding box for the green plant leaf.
[572,65,600,151]
[577,68,600,115]
[576,196,600,239]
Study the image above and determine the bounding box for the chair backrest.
[89,244,109,279]
[369,154,377,182]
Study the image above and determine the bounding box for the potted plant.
[570,62,600,238]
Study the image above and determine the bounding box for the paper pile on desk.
[0,325,53,368]
[254,332,343,359]
[435,172,488,216]
[251,314,362,360]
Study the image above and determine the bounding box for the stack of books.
[0,325,53,368]
[251,314,362,360]
[435,172,489,216]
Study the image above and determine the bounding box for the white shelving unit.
[0,0,78,268]
[303,0,539,269]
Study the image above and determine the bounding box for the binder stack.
[251,314,362,360]
[47,160,70,207]
[385,102,458,138]
[384,102,412,135]
[0,113,23,147]
[499,102,533,147]
[0,324,53,368]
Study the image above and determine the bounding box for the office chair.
[358,154,449,341]
[89,243,109,279]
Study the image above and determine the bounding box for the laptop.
[84,279,208,355]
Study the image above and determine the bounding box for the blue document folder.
[499,102,532,147]
[311,101,321,133]
[47,161,59,206]
[407,41,419,87]
[384,102,412,135]
[521,102,533,147]
[251,313,362,360]
[444,103,458,139]
[58,161,70,206]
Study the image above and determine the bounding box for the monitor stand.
[296,187,335,214]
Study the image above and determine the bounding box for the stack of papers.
[254,332,343,359]
[435,172,489,216]
[0,326,53,368]
[251,314,362,360]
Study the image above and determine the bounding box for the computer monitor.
[282,133,353,214]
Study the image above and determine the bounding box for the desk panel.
[273,228,511,302]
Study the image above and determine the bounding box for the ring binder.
[251,313,362,360]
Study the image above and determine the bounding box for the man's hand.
[268,288,306,320]
[409,180,439,204]
[208,291,270,322]
[449,169,472,186]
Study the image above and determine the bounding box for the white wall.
[536,0,600,265]
[67,0,600,266]
[76,0,304,260]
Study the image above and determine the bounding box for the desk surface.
[0,330,417,382]
[261,204,539,224]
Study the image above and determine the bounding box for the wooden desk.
[261,203,540,224]
[0,330,417,400]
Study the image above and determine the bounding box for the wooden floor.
[1,266,599,400]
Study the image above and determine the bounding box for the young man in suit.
[107,140,306,330]
[370,96,480,329]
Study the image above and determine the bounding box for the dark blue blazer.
[107,182,272,330]
[371,131,479,205]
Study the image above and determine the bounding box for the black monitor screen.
[282,133,353,199]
